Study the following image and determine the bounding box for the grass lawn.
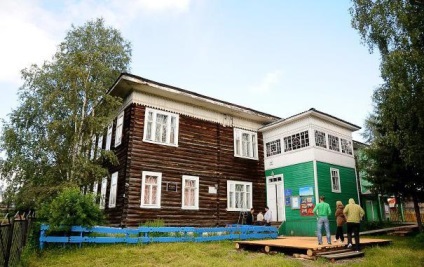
[22,235,424,267]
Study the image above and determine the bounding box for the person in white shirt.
[256,211,264,225]
[264,206,272,226]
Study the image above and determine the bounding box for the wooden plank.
[320,251,364,260]
[315,248,353,256]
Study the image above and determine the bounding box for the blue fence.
[39,225,278,249]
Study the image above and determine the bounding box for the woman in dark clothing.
[246,208,254,225]
[335,201,346,243]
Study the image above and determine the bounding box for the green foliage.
[141,219,166,227]
[413,232,424,248]
[39,187,104,232]
[0,18,131,208]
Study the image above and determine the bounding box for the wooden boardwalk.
[235,236,391,257]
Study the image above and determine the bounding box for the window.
[105,124,112,150]
[328,134,340,152]
[97,134,103,158]
[331,168,341,193]
[141,171,162,208]
[93,181,98,195]
[143,108,179,146]
[234,128,258,159]
[108,172,118,208]
[284,130,309,152]
[341,138,353,155]
[227,181,252,211]
[115,111,124,147]
[315,130,327,148]
[182,176,199,210]
[90,135,96,160]
[99,177,108,209]
[266,139,281,157]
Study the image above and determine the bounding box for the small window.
[315,130,327,148]
[266,139,281,157]
[284,130,309,152]
[99,177,108,209]
[115,111,124,147]
[90,135,96,160]
[341,138,353,155]
[182,176,199,210]
[105,124,113,150]
[143,108,179,146]
[108,172,118,208]
[328,134,340,152]
[227,181,252,211]
[141,171,162,208]
[234,128,258,159]
[97,134,103,158]
[331,168,341,193]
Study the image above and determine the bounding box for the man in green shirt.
[313,195,332,245]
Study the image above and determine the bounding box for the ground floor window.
[182,175,199,210]
[108,172,118,208]
[227,180,252,211]
[141,171,162,208]
[330,168,341,193]
[99,177,107,209]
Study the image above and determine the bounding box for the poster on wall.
[300,196,315,216]
[291,196,300,209]
[299,186,313,196]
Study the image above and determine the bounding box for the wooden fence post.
[4,216,14,267]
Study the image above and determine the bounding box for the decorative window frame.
[283,130,310,152]
[108,172,118,208]
[143,108,179,147]
[99,177,108,209]
[330,168,341,193]
[105,124,113,151]
[233,128,258,160]
[114,111,124,147]
[340,138,353,155]
[266,139,281,157]
[328,134,340,152]
[181,175,199,210]
[140,171,162,209]
[227,180,252,211]
[314,130,327,149]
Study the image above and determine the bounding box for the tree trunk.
[412,192,423,232]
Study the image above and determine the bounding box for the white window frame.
[97,134,103,158]
[328,134,340,152]
[143,108,179,147]
[266,139,281,157]
[341,138,353,155]
[314,130,327,148]
[233,128,258,160]
[141,171,162,208]
[330,168,341,193]
[227,180,252,211]
[99,177,108,209]
[93,181,98,195]
[108,172,118,208]
[105,124,113,151]
[181,175,199,210]
[283,130,310,152]
[90,134,96,160]
[114,111,124,147]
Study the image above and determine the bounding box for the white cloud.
[250,70,284,93]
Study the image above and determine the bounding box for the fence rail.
[39,224,278,249]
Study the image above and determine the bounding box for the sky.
[0,0,382,144]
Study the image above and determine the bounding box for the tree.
[351,0,424,231]
[0,18,131,208]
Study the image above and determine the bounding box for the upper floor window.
[182,175,199,210]
[115,111,124,147]
[141,171,162,208]
[105,124,112,151]
[330,168,341,193]
[108,172,118,208]
[341,138,353,155]
[227,180,252,211]
[284,130,309,152]
[234,128,258,159]
[99,177,107,209]
[144,108,179,146]
[266,139,281,157]
[315,130,327,148]
[328,134,340,152]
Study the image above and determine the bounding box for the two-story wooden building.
[97,73,280,227]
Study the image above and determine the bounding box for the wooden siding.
[265,162,317,236]
[103,103,267,227]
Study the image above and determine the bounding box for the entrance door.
[266,175,285,222]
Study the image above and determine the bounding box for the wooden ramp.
[235,236,391,258]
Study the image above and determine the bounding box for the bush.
[39,187,104,232]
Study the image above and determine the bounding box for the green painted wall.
[266,161,359,237]
[266,161,316,236]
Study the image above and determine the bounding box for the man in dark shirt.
[246,208,255,225]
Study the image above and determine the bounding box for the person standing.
[343,198,365,252]
[246,208,254,225]
[334,200,346,243]
[264,206,272,226]
[313,196,332,245]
